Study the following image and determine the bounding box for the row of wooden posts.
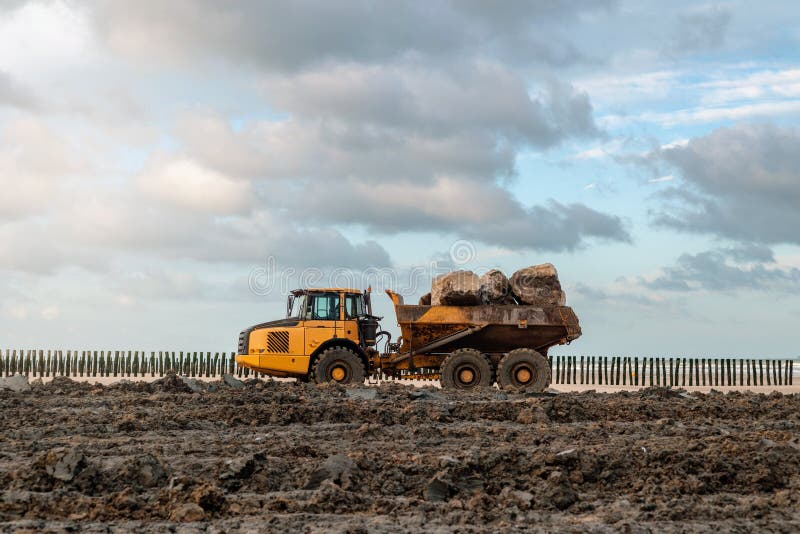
[0,350,264,379]
[549,355,795,387]
[0,350,796,387]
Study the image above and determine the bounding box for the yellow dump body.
[385,290,581,356]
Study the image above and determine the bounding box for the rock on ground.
[0,374,30,392]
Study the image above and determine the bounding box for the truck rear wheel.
[312,347,365,385]
[440,349,493,390]
[497,348,550,392]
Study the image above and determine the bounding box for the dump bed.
[386,290,581,355]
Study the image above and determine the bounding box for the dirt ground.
[1,374,799,532]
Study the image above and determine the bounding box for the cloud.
[0,0,99,83]
[670,5,732,53]
[650,124,800,245]
[263,63,600,151]
[135,157,252,215]
[296,176,630,251]
[0,117,85,221]
[625,100,800,127]
[0,71,37,109]
[160,66,619,252]
[645,246,800,292]
[176,67,601,187]
[91,0,616,70]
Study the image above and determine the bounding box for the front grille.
[237,331,249,354]
[266,330,290,353]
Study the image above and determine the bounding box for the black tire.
[496,348,550,392]
[440,348,493,390]
[312,347,365,385]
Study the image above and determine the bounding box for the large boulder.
[479,269,515,304]
[509,264,566,307]
[431,270,481,306]
[0,374,30,392]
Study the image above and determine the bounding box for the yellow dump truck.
[236,288,581,391]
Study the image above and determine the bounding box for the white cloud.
[0,1,99,83]
[660,139,688,150]
[575,70,681,105]
[605,99,800,127]
[648,174,674,183]
[40,305,60,320]
[0,117,86,220]
[135,157,251,214]
[699,68,800,104]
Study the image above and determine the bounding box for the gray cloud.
[297,176,630,251]
[670,5,732,53]
[645,246,800,292]
[650,124,800,245]
[166,62,619,252]
[91,0,616,70]
[0,71,37,109]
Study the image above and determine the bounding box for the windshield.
[288,294,305,318]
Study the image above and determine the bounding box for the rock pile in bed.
[421,263,566,307]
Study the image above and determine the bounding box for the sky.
[0,0,799,357]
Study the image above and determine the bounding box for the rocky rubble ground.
[1,374,799,532]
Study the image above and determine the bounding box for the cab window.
[307,293,340,320]
[344,294,363,318]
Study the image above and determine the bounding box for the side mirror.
[286,295,295,317]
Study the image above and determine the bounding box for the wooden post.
[709,358,714,386]
[759,359,764,386]
[667,358,672,386]
[697,358,702,386]
[737,358,742,386]
[616,357,622,385]
[571,356,576,385]
[641,357,647,387]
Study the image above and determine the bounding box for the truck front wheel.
[496,348,550,392]
[312,347,366,385]
[440,349,493,390]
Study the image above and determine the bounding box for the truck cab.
[235,288,380,383]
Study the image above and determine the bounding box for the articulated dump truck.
[236,288,581,391]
